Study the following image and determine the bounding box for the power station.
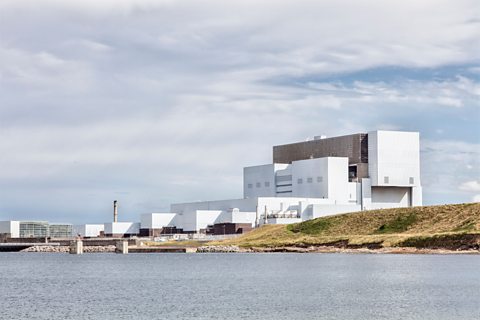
[1,130,422,238]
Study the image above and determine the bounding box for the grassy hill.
[215,203,480,250]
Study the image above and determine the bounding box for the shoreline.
[14,244,480,254]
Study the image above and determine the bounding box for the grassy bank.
[212,203,480,250]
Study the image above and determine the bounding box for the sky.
[0,0,479,223]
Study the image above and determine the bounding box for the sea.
[0,253,479,320]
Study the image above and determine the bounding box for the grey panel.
[273,133,368,165]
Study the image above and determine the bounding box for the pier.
[128,246,197,253]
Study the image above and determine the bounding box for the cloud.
[459,181,480,192]
[0,0,479,222]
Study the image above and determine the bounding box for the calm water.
[0,253,479,320]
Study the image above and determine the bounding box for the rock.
[197,245,249,253]
[21,246,69,253]
[20,245,115,253]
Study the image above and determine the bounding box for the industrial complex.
[0,130,421,240]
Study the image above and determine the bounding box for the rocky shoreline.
[21,245,116,253]
[197,245,480,254]
[18,244,480,254]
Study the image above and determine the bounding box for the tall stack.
[113,200,118,223]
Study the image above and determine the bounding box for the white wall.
[104,222,140,235]
[244,164,290,198]
[171,198,259,232]
[0,221,20,238]
[291,158,329,198]
[171,198,258,214]
[243,164,276,198]
[361,178,372,210]
[370,187,410,209]
[412,186,423,206]
[140,213,177,229]
[230,211,256,226]
[173,209,256,232]
[348,182,361,203]
[326,157,350,203]
[368,130,421,188]
[194,210,223,231]
[73,224,104,237]
[291,157,349,202]
[266,217,302,225]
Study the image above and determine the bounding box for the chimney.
[113,200,118,223]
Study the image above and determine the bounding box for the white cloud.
[0,0,479,221]
[459,180,480,192]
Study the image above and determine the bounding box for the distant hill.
[217,203,480,250]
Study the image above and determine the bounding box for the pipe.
[113,200,118,223]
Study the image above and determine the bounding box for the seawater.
[0,253,479,320]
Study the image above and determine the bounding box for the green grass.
[287,218,333,234]
[374,212,417,234]
[214,203,480,249]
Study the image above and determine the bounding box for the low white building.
[143,130,422,233]
[73,224,105,238]
[0,221,20,238]
[104,222,140,237]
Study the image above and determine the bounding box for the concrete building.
[73,224,104,238]
[0,221,73,238]
[48,224,73,238]
[139,213,179,236]
[19,221,49,238]
[142,130,422,233]
[104,222,140,237]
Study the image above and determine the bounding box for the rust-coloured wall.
[273,133,368,165]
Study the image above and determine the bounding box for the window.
[256,182,261,188]
[317,176,323,183]
[265,181,270,187]
[276,175,292,182]
[384,176,389,184]
[409,177,414,184]
[247,183,253,189]
[297,178,303,184]
[307,177,313,183]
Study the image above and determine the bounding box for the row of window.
[249,175,415,189]
[384,176,415,184]
[247,177,324,189]
[298,176,323,184]
[247,181,271,189]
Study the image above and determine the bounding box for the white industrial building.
[140,130,422,234]
[1,130,422,238]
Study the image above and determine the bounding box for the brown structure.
[272,133,369,181]
[206,223,253,235]
[139,227,184,237]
